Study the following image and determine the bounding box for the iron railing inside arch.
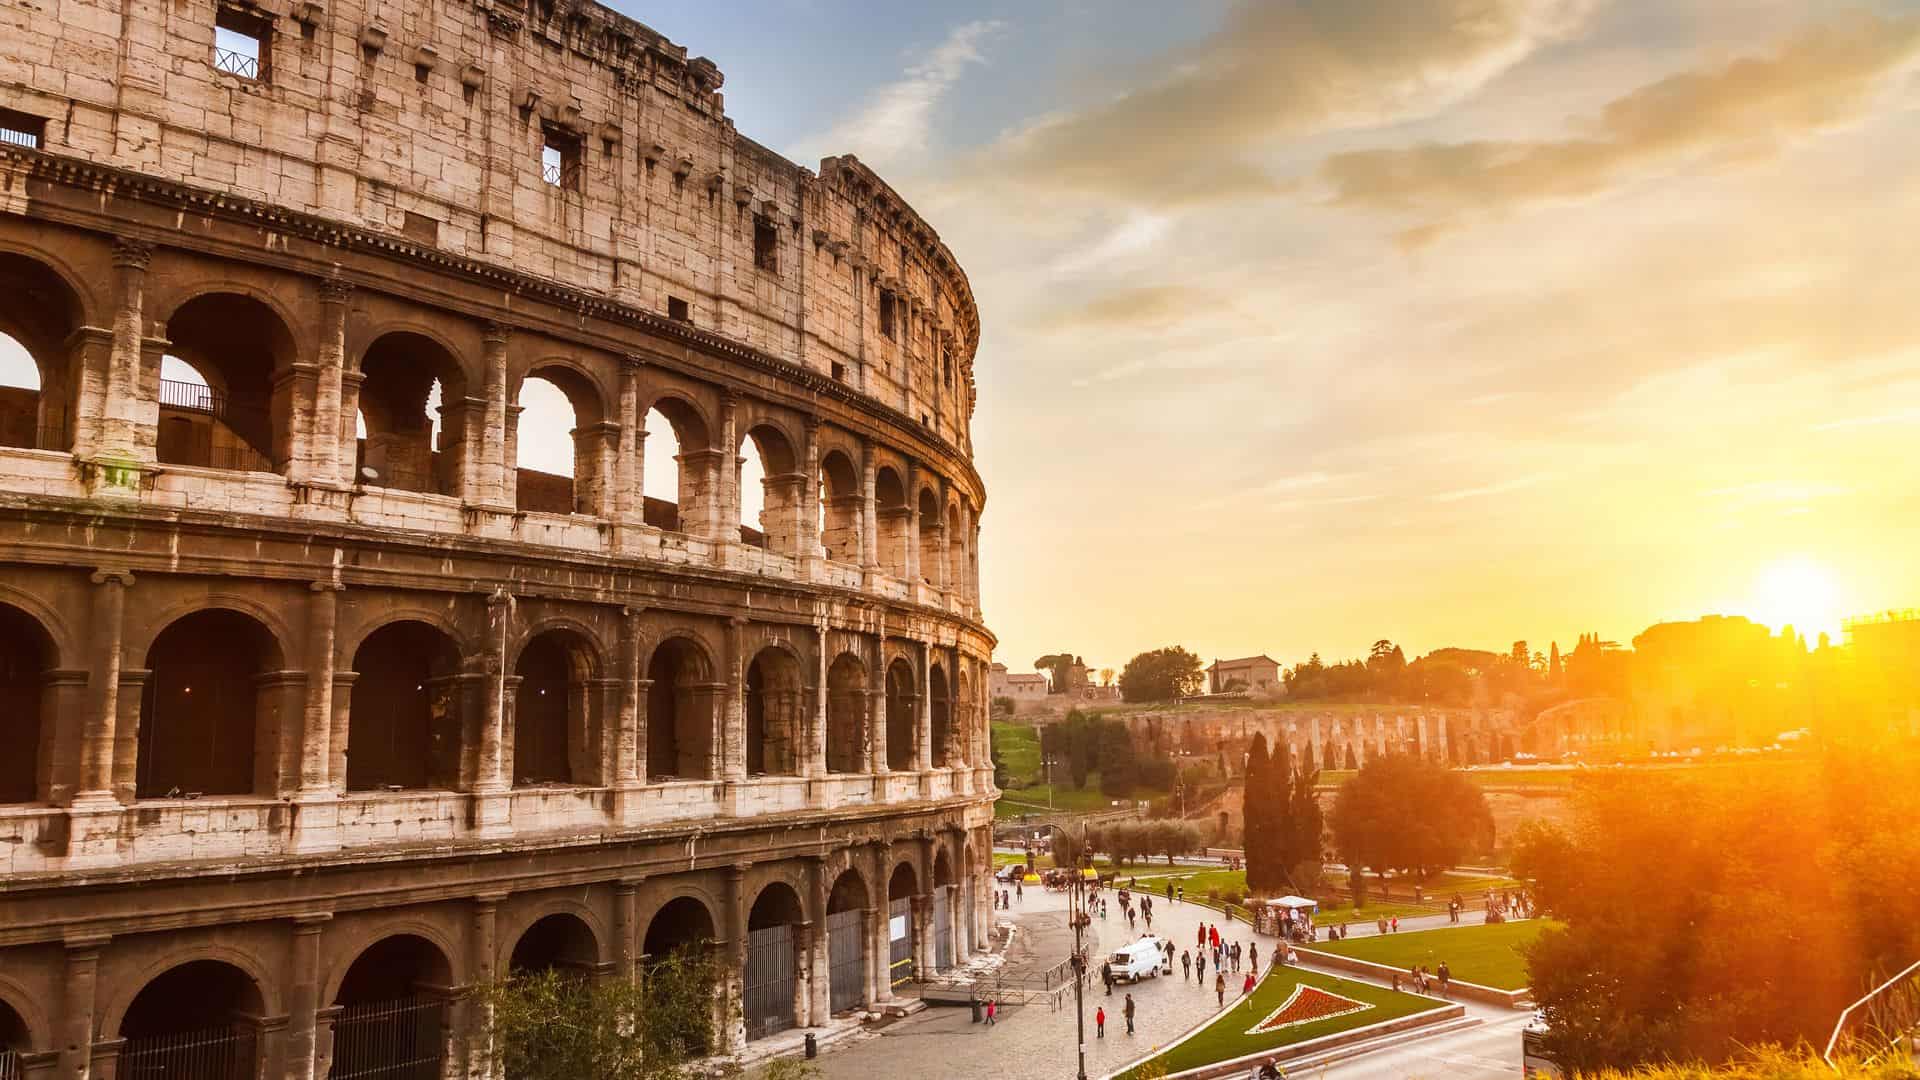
[213,47,259,79]
[329,995,447,1080]
[0,1046,17,1080]
[159,378,226,416]
[118,1023,256,1079]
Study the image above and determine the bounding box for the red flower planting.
[1246,985,1374,1035]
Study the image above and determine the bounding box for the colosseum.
[0,0,995,1075]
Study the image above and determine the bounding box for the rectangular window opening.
[831,362,847,383]
[213,9,269,81]
[753,215,779,273]
[541,127,582,191]
[668,296,690,323]
[0,108,46,150]
[879,291,897,341]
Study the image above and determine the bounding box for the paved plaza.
[804,877,1528,1080]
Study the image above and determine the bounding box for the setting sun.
[1749,557,1844,641]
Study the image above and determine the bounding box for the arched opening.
[513,629,597,787]
[873,467,908,578]
[514,366,608,516]
[0,995,29,1062]
[119,959,265,1077]
[744,883,805,1041]
[643,896,716,961]
[744,646,803,777]
[642,398,710,534]
[139,610,280,798]
[0,251,85,452]
[825,653,867,774]
[346,621,462,792]
[946,505,968,598]
[737,425,798,554]
[356,332,467,496]
[0,602,53,804]
[646,637,714,780]
[886,862,918,990]
[160,293,297,473]
[817,450,860,564]
[885,658,916,772]
[330,935,452,1080]
[957,669,975,768]
[825,869,869,1013]
[509,913,599,977]
[929,663,952,768]
[641,896,718,1058]
[916,488,943,588]
[932,847,956,971]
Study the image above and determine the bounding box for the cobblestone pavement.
[809,887,1293,1080]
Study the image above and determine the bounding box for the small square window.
[213,9,269,81]
[831,362,846,383]
[667,296,690,322]
[0,108,46,150]
[753,216,779,273]
[541,127,582,191]
[879,291,897,341]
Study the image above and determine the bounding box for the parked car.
[1107,937,1165,983]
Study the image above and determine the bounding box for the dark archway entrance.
[744,647,803,777]
[347,622,462,792]
[646,639,713,780]
[929,663,951,768]
[329,935,452,1080]
[825,653,866,774]
[119,960,264,1078]
[0,602,52,803]
[825,870,869,1013]
[509,913,599,977]
[885,658,916,772]
[139,610,279,798]
[933,849,956,972]
[641,897,718,1058]
[513,630,596,787]
[0,251,85,452]
[743,883,805,1041]
[160,292,297,473]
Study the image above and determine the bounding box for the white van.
[1107,937,1165,983]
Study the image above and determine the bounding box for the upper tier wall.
[0,0,979,448]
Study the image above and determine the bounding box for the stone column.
[868,627,888,776]
[809,621,829,778]
[903,459,921,586]
[916,641,933,773]
[861,905,883,1007]
[284,913,332,1080]
[722,864,748,1051]
[275,361,320,485]
[910,893,932,980]
[502,404,524,509]
[312,278,352,485]
[478,322,512,508]
[723,617,747,783]
[869,838,894,1003]
[74,569,132,806]
[859,438,879,587]
[805,855,830,1025]
[337,370,364,482]
[299,583,342,796]
[328,673,357,796]
[466,894,504,1077]
[95,239,154,466]
[715,390,740,553]
[613,879,641,983]
[473,591,512,836]
[614,357,644,527]
[612,608,644,818]
[574,421,621,518]
[58,935,107,1079]
[800,416,823,568]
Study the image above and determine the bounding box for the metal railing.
[329,996,446,1080]
[0,1047,18,1080]
[159,378,225,415]
[119,1024,256,1079]
[0,124,39,149]
[213,47,260,79]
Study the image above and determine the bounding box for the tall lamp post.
[1043,821,1091,1080]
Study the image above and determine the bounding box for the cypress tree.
[1244,733,1271,892]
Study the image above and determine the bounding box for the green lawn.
[993,782,1123,818]
[990,720,1040,783]
[1116,965,1446,1079]
[1306,919,1551,990]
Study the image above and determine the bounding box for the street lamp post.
[1043,820,1090,1080]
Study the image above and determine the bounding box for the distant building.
[990,662,1051,704]
[1208,655,1282,695]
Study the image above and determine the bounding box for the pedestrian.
[1438,961,1451,997]
[1166,881,1175,902]
[1390,916,1399,933]
[1127,909,1136,931]
[985,999,996,1026]
[1015,881,1022,902]
[1391,972,1401,992]
[1249,942,1259,975]
[1096,1005,1106,1038]
[1182,949,1192,981]
[1232,942,1242,972]
[1124,993,1137,1035]
[1197,950,1206,982]
[1243,971,1255,996]
[1198,925,1207,950]
[1216,971,1226,1007]
[1145,910,1152,931]
[1177,884,1184,904]
[1102,961,1114,996]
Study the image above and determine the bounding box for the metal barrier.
[119,1024,256,1079]
[328,996,446,1080]
[0,1048,19,1080]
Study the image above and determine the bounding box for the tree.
[1331,754,1491,881]
[1242,734,1274,892]
[1118,646,1204,702]
[480,947,722,1080]
[1098,667,1116,687]
[1034,653,1076,694]
[990,695,1016,719]
[990,731,1008,789]
[1286,755,1324,888]
[1097,720,1137,796]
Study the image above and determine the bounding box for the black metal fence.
[826,909,866,1013]
[213,47,259,79]
[119,1024,256,1079]
[0,1047,19,1080]
[159,378,224,415]
[743,925,797,1041]
[328,996,445,1080]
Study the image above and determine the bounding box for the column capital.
[111,238,154,270]
[727,861,751,880]
[619,352,648,371]
[64,932,112,952]
[309,579,345,594]
[482,320,514,345]
[89,568,135,588]
[318,276,356,304]
[292,912,334,929]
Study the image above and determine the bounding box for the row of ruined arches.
[0,245,980,595]
[0,854,971,1071]
[0,598,975,805]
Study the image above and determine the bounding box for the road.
[1303,1008,1530,1080]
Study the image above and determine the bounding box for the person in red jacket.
[1096,1005,1106,1038]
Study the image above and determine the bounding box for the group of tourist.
[1392,961,1453,997]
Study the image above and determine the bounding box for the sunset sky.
[8,0,1915,676]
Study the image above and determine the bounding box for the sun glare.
[1748,557,1843,642]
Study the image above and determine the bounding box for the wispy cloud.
[1429,473,1551,503]
[1317,12,1920,244]
[796,20,1003,173]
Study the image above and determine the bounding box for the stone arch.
[158,288,302,474]
[957,667,975,766]
[916,486,943,588]
[887,860,918,901]
[873,466,908,578]
[508,911,602,976]
[345,619,464,792]
[0,582,72,668]
[817,448,861,564]
[321,921,463,1007]
[0,982,41,1058]
[336,606,473,664]
[827,868,869,913]
[643,895,717,959]
[929,662,953,768]
[0,246,92,452]
[114,958,268,1069]
[745,644,805,777]
[328,932,456,1080]
[748,881,805,930]
[138,606,289,798]
[934,847,955,888]
[945,502,968,597]
[512,625,605,787]
[355,330,471,495]
[646,633,718,780]
[825,652,868,774]
[738,421,801,554]
[0,599,56,804]
[514,358,613,516]
[642,391,713,534]
[885,656,917,771]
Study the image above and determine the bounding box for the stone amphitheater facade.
[0,0,996,1075]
